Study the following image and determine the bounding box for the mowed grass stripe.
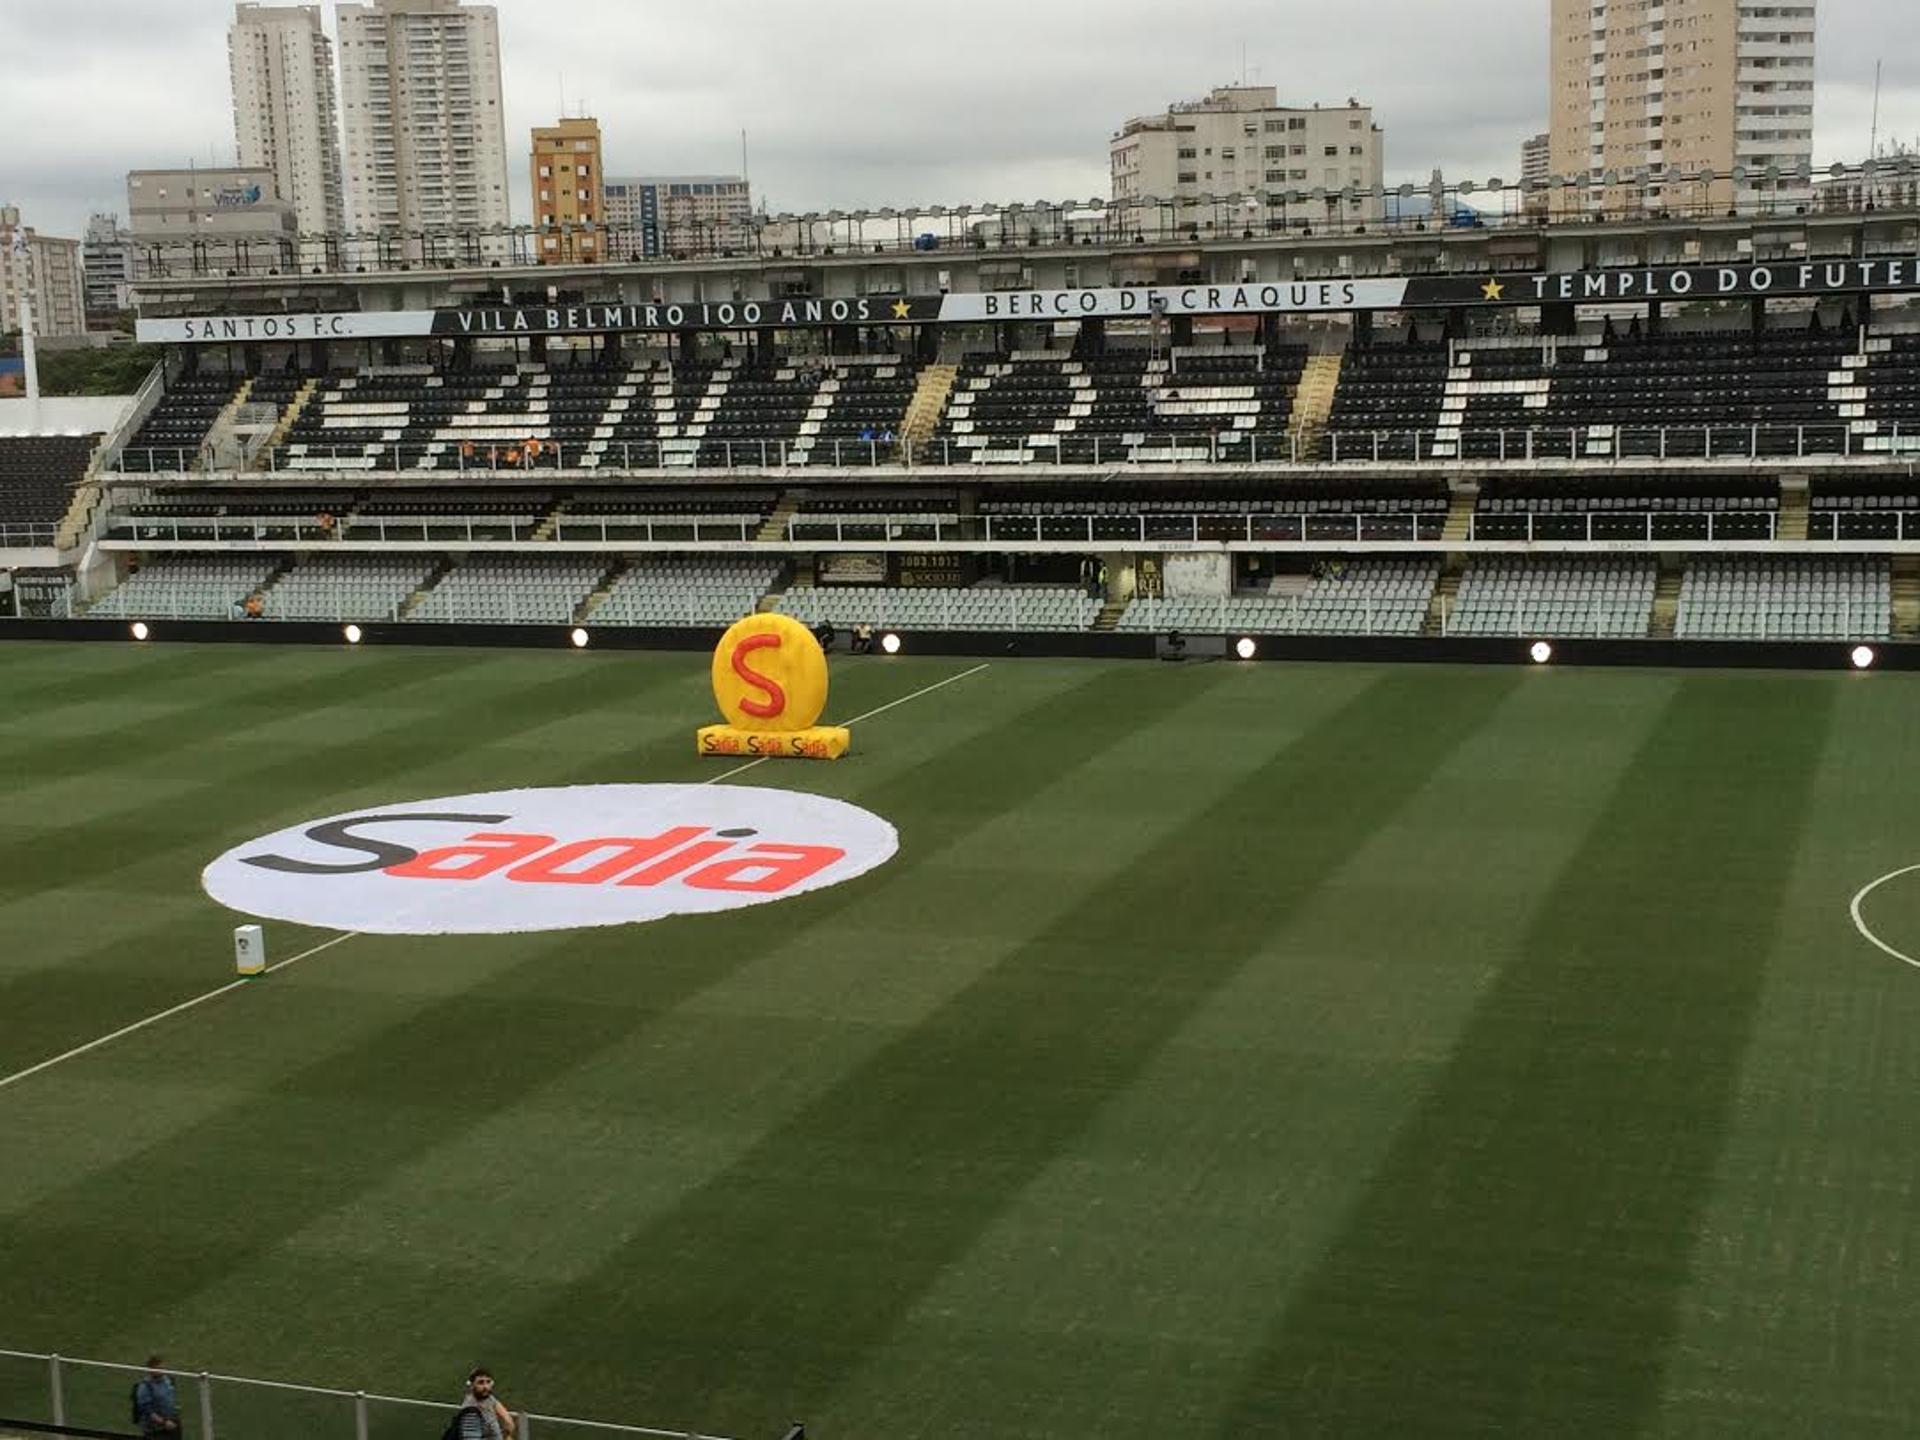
[1217,673,1840,1437]
[0,663,1205,1373]
[0,641,272,710]
[0,655,717,1062]
[121,665,1268,1393]
[0,649,701,905]
[0,646,495,786]
[470,668,1521,1436]
[817,671,1687,1438]
[1650,675,1920,1437]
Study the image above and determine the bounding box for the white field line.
[1849,864,1920,971]
[0,662,991,1093]
[0,931,358,1093]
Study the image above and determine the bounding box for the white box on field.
[234,924,266,976]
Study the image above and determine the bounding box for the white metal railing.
[780,589,1098,631]
[106,420,1920,476]
[1465,511,1779,544]
[787,511,1449,545]
[0,1346,746,1440]
[89,362,169,475]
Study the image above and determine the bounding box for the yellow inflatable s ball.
[710,613,830,733]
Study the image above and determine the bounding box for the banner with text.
[135,260,1920,343]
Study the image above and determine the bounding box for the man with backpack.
[131,1356,180,1436]
[444,1367,516,1439]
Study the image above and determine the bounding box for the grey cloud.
[0,0,1911,241]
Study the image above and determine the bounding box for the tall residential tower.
[337,0,510,244]
[1548,0,1814,215]
[228,2,345,237]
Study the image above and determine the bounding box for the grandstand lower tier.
[60,552,1904,644]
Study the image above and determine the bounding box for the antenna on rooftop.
[1870,59,1883,160]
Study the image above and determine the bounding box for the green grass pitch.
[3,641,1920,1438]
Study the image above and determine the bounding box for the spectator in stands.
[134,1356,180,1436]
[316,510,336,540]
[456,1367,516,1439]
[244,595,264,620]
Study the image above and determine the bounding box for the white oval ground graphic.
[203,784,898,935]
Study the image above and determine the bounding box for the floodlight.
[343,624,363,645]
[570,627,590,649]
[1851,644,1876,670]
[1529,640,1553,665]
[880,632,902,655]
[1234,636,1258,661]
[130,621,150,641]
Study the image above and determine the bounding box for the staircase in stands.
[756,491,804,543]
[573,558,632,624]
[54,438,110,551]
[1775,480,1810,541]
[1441,487,1478,543]
[1421,567,1463,636]
[527,497,570,542]
[1092,598,1129,632]
[247,555,297,612]
[1892,557,1920,636]
[259,377,321,464]
[1648,563,1684,638]
[396,558,456,620]
[201,379,257,470]
[1288,353,1343,454]
[900,363,957,460]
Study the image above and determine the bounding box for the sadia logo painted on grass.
[202,785,897,935]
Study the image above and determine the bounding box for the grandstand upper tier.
[108,318,1920,478]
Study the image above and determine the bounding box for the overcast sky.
[3,0,1918,240]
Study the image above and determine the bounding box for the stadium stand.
[978,480,1449,543]
[121,374,244,471]
[1449,556,1659,637]
[261,552,438,620]
[277,365,603,472]
[1323,327,1871,461]
[268,355,924,472]
[1675,557,1891,639]
[589,555,785,627]
[926,346,1305,465]
[553,488,778,541]
[112,488,352,542]
[1472,476,1778,541]
[1115,559,1440,635]
[88,553,282,618]
[344,490,554,541]
[0,434,99,541]
[791,355,920,466]
[1806,479,1920,540]
[789,490,961,541]
[408,553,610,623]
[777,582,1102,631]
